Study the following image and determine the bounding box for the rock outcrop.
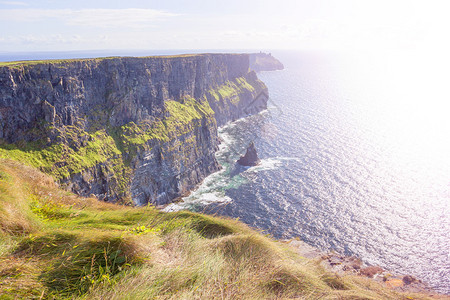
[237,142,260,166]
[0,54,268,205]
[249,53,284,72]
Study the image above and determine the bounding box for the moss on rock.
[0,95,217,203]
[208,76,256,104]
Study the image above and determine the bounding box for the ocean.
[166,50,450,294]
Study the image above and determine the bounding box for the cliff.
[0,54,267,205]
[249,52,284,72]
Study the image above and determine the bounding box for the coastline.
[285,239,447,298]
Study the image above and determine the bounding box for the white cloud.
[7,34,83,45]
[0,8,178,28]
[67,9,179,28]
[0,1,28,6]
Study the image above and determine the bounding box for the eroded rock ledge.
[0,54,268,205]
[286,239,438,296]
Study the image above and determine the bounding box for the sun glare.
[344,49,450,176]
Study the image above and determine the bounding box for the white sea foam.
[245,156,302,172]
[163,191,232,212]
[163,163,232,212]
[163,121,251,212]
[218,131,235,150]
[165,112,288,212]
[162,203,184,212]
[246,158,283,172]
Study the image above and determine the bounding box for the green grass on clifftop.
[0,53,242,68]
[0,159,439,299]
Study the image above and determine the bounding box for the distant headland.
[249,52,284,72]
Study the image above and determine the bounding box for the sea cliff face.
[0,54,267,205]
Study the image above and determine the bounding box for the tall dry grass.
[0,159,445,299]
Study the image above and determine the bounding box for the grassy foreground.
[0,159,439,299]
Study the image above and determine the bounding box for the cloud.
[0,8,178,28]
[66,9,179,28]
[0,1,28,6]
[5,34,83,45]
[1,33,117,49]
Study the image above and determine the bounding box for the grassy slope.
[0,159,440,299]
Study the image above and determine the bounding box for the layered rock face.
[0,54,268,205]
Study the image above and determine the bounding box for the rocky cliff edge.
[0,54,268,205]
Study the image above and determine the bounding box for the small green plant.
[29,196,66,221]
[130,225,160,235]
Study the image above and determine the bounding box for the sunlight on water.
[341,51,450,165]
[337,51,450,204]
[169,50,450,293]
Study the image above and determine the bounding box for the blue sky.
[0,0,447,52]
